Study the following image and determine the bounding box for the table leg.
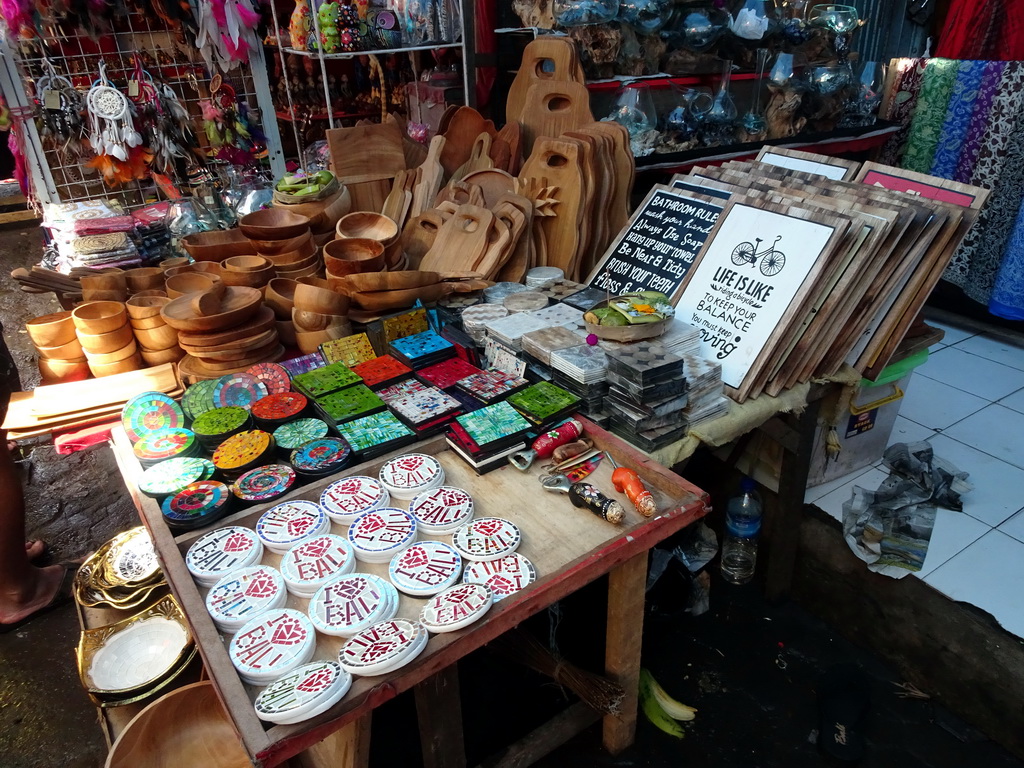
[415,665,466,768]
[295,714,371,768]
[602,551,648,754]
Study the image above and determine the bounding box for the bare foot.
[0,564,66,626]
[25,539,46,561]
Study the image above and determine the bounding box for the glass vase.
[553,0,618,26]
[607,81,658,138]
[730,0,775,41]
[740,48,770,140]
[619,0,671,34]
[702,60,738,147]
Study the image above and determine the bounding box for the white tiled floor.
[807,312,1024,639]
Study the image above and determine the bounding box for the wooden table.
[110,418,709,767]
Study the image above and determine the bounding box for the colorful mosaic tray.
[273,418,329,451]
[389,387,462,427]
[351,355,412,390]
[212,430,274,472]
[378,378,427,405]
[292,362,361,399]
[454,402,532,450]
[336,411,415,455]
[280,352,326,378]
[507,382,581,424]
[290,437,352,475]
[133,428,197,465]
[213,373,268,410]
[181,378,219,421]
[446,387,485,415]
[320,333,376,367]
[415,358,483,390]
[246,362,292,396]
[231,464,297,503]
[161,481,231,529]
[121,392,185,444]
[455,370,530,404]
[381,307,428,346]
[191,406,250,438]
[138,456,215,498]
[389,330,454,366]
[251,392,309,423]
[315,384,386,425]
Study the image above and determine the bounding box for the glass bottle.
[702,60,738,147]
[608,81,658,138]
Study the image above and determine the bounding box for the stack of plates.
[550,344,609,385]
[273,418,329,454]
[121,392,185,444]
[337,619,429,677]
[346,507,417,563]
[280,534,357,597]
[521,327,587,367]
[389,330,456,370]
[289,436,353,480]
[452,517,522,562]
[256,499,331,554]
[230,464,297,504]
[483,313,549,352]
[246,362,292,396]
[408,486,474,534]
[254,660,353,725]
[379,454,445,500]
[212,372,269,410]
[320,475,389,525]
[132,427,200,469]
[461,304,508,345]
[191,406,253,452]
[307,573,399,637]
[181,379,219,421]
[251,392,309,431]
[484,282,530,304]
[212,429,276,480]
[161,480,232,532]
[73,527,167,610]
[525,267,563,287]
[502,291,548,314]
[419,582,493,633]
[186,526,264,588]
[229,609,317,686]
[138,456,216,499]
[388,541,462,596]
[205,565,287,633]
[463,553,537,602]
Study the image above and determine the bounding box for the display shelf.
[274,42,462,59]
[275,109,378,123]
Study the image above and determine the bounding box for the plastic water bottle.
[721,477,762,585]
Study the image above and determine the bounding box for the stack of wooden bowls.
[161,284,282,382]
[72,301,141,377]
[336,212,400,270]
[123,267,166,297]
[240,209,323,281]
[272,179,352,248]
[165,272,222,300]
[26,311,88,384]
[181,230,256,262]
[264,278,299,346]
[80,269,127,303]
[291,280,351,355]
[323,238,385,290]
[127,296,185,368]
[220,256,276,292]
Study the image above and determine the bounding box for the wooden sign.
[755,146,861,181]
[853,162,990,210]
[669,174,733,200]
[586,184,725,301]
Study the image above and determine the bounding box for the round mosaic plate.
[161,480,232,529]
[256,499,330,553]
[133,428,197,465]
[338,619,427,676]
[346,507,417,563]
[231,464,296,503]
[246,362,292,396]
[254,660,352,725]
[185,526,264,587]
[388,541,462,596]
[181,378,219,421]
[138,457,214,497]
[319,476,389,524]
[213,430,274,472]
[408,487,474,533]
[308,574,397,637]
[462,553,536,601]
[419,582,493,633]
[280,534,356,596]
[121,392,185,444]
[290,437,352,475]
[206,565,287,632]
[213,373,268,410]
[273,418,329,451]
[192,406,251,439]
[378,454,444,498]
[451,518,522,562]
[229,609,317,685]
[251,392,308,423]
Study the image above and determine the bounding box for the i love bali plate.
[280,534,356,598]
[254,660,352,725]
[205,565,287,633]
[407,486,474,534]
[338,618,428,677]
[307,573,398,638]
[462,553,536,602]
[319,476,389,525]
[451,518,522,562]
[229,608,317,686]
[121,391,185,444]
[230,464,296,504]
[161,480,232,531]
[186,526,264,588]
[346,507,417,563]
[388,541,462,597]
[378,454,444,500]
[419,582,493,633]
[256,500,331,554]
[213,372,269,410]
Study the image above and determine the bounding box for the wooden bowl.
[77,323,134,354]
[80,271,127,293]
[140,346,186,366]
[88,351,142,378]
[182,230,255,262]
[293,281,349,315]
[36,336,85,361]
[124,267,166,293]
[165,273,220,299]
[130,315,170,331]
[83,288,128,303]
[133,323,179,351]
[295,322,350,355]
[161,286,263,332]
[274,186,353,233]
[292,308,334,332]
[222,255,273,273]
[239,209,311,241]
[72,301,128,334]
[159,257,190,272]
[297,276,332,290]
[26,311,76,347]
[133,290,167,298]
[339,270,442,293]
[349,283,453,312]
[324,238,385,277]
[335,212,399,244]
[84,338,138,365]
[265,278,298,319]
[266,249,318,273]
[275,261,323,281]
[261,237,317,266]
[247,230,312,256]
[313,230,334,248]
[38,356,90,384]
[126,296,171,320]
[220,265,275,289]
[275,320,297,346]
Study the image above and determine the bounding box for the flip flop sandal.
[0,563,76,634]
[817,663,871,763]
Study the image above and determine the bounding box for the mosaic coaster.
[185,526,264,588]
[381,307,428,346]
[212,430,275,474]
[336,411,415,456]
[533,278,586,302]
[290,437,352,476]
[161,480,231,531]
[254,660,352,725]
[415,358,483,390]
[503,291,548,313]
[256,499,331,554]
[213,373,269,410]
[231,464,296,503]
[191,407,251,442]
[408,486,474,533]
[452,517,522,562]
[446,387,485,416]
[133,428,197,466]
[338,618,427,676]
[138,456,215,498]
[181,379,219,421]
[529,302,585,328]
[246,362,292,396]
[320,333,376,367]
[483,282,530,304]
[483,313,549,351]
[603,341,684,385]
[378,378,428,405]
[389,387,462,428]
[280,352,326,378]
[438,292,483,310]
[351,355,413,390]
[507,382,581,425]
[251,392,309,424]
[455,370,529,404]
[379,454,444,498]
[389,330,454,366]
[308,574,397,637]
[454,402,532,450]
[549,345,609,384]
[388,541,463,596]
[273,418,329,451]
[280,534,356,597]
[419,582,493,633]
[229,609,317,685]
[346,507,417,563]
[561,286,606,312]
[320,476,389,524]
[292,361,361,399]
[462,553,537,601]
[316,385,386,425]
[206,565,287,633]
[520,326,587,366]
[122,392,185,444]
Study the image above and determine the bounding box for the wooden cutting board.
[506,37,586,127]
[348,178,392,214]
[326,121,406,185]
[582,122,633,239]
[496,122,523,175]
[557,136,594,281]
[402,210,447,267]
[440,108,496,178]
[519,138,585,279]
[420,205,495,274]
[520,81,594,155]
[435,180,485,208]
[461,169,516,209]
[29,363,180,418]
[492,195,531,283]
[564,129,610,278]
[475,217,512,278]
[452,133,494,182]
[412,134,446,218]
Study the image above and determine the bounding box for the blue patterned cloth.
[930,60,988,179]
[989,197,1024,319]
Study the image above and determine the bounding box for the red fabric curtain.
[935,0,1024,60]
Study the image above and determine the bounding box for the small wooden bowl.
[247,230,312,256]
[267,249,319,273]
[124,267,166,293]
[83,288,128,303]
[140,346,186,366]
[80,271,127,293]
[295,322,351,355]
[292,307,333,332]
[130,315,170,331]
[72,301,128,334]
[324,238,385,277]
[297,276,332,290]
[261,237,317,266]
[335,212,399,244]
[313,230,334,248]
[36,336,85,361]
[275,261,323,281]
[84,338,138,365]
[220,265,275,289]
[38,356,90,384]
[239,209,311,241]
[133,290,167,298]
[275,320,298,346]
[88,351,142,378]
[293,281,349,315]
[159,257,191,272]
[182,230,256,262]
[222,255,273,273]
[126,296,171,321]
[133,323,179,351]
[26,311,76,348]
[165,273,220,299]
[265,278,298,319]
[77,323,134,354]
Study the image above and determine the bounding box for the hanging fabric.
[900,58,958,174]
[989,195,1024,319]
[928,59,986,179]
[953,60,1005,184]
[877,58,926,167]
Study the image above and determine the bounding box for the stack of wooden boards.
[602,148,988,403]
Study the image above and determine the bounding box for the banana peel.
[639,668,697,739]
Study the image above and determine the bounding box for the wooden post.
[602,551,648,754]
[295,714,371,768]
[415,665,467,768]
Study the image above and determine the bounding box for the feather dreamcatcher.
[194,0,262,72]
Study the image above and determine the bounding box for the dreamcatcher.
[194,0,261,73]
[36,58,87,156]
[199,76,266,166]
[125,57,197,175]
[84,61,152,187]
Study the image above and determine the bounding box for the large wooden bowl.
[159,257,190,272]
[88,351,142,378]
[248,230,312,256]
[72,301,128,334]
[293,281,349,315]
[275,261,323,281]
[220,265,275,289]
[338,270,442,293]
[124,267,166,293]
[80,270,126,293]
[132,290,167,299]
[26,311,76,348]
[274,186,352,233]
[165,273,220,300]
[323,238,385,277]
[140,346,186,366]
[38,356,89,384]
[36,337,85,361]
[77,323,134,354]
[133,323,179,351]
[82,288,128,303]
[335,212,398,244]
[261,237,317,266]
[349,283,454,312]
[295,321,350,355]
[182,230,255,262]
[297,276,331,290]
[239,209,310,240]
[275,320,297,346]
[84,338,138,365]
[126,296,171,321]
[265,278,298,319]
[161,286,263,332]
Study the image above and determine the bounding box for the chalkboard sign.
[586,185,725,303]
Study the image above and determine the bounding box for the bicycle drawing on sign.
[730,235,786,276]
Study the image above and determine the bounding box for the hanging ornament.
[36,59,86,156]
[194,0,261,72]
[86,62,141,162]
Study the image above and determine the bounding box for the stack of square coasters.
[336,410,416,459]
[455,369,529,405]
[320,333,377,368]
[351,355,412,390]
[446,401,533,474]
[680,353,728,428]
[549,344,609,420]
[388,386,464,437]
[507,382,581,427]
[292,362,361,399]
[483,312,548,352]
[315,384,387,427]
[604,342,689,451]
[416,358,483,390]
[389,330,455,369]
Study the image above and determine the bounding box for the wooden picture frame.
[754,147,862,181]
[854,161,990,210]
